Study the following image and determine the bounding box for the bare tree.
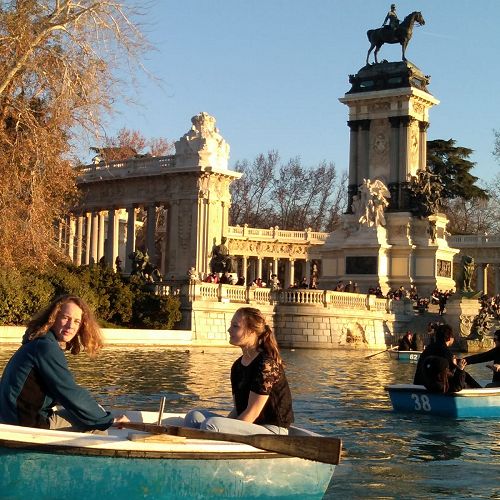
[493,129,500,163]
[91,128,173,162]
[0,1,152,268]
[229,151,347,231]
[444,197,497,235]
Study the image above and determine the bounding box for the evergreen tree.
[427,139,488,201]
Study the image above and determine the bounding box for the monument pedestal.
[444,297,481,348]
[320,211,458,296]
[319,61,458,297]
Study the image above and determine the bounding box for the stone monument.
[319,12,458,296]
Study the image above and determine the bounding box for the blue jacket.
[0,331,113,430]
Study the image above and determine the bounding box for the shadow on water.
[0,345,499,499]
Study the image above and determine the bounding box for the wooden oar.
[365,346,393,359]
[121,422,342,465]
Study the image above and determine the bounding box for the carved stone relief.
[228,239,308,258]
[370,119,390,179]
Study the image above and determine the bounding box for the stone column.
[389,117,401,185]
[347,120,359,196]
[273,258,279,276]
[399,116,412,183]
[242,256,248,283]
[419,121,429,171]
[146,204,156,264]
[106,208,119,269]
[75,215,83,266]
[91,211,99,265]
[257,257,263,280]
[305,260,311,283]
[358,119,371,182]
[84,212,92,265]
[125,206,136,273]
[68,216,76,262]
[98,211,105,261]
[285,259,296,288]
[483,264,489,295]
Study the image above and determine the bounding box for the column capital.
[399,115,416,127]
[419,121,430,132]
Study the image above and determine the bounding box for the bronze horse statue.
[366,11,425,65]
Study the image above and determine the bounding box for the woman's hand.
[112,414,130,427]
[486,363,500,373]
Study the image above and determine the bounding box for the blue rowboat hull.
[0,449,334,499]
[386,384,500,418]
[388,350,421,363]
[0,411,336,499]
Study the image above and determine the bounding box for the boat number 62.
[411,393,432,411]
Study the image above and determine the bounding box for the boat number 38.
[411,393,432,411]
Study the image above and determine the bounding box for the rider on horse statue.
[382,4,399,31]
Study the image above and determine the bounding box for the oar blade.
[248,434,342,465]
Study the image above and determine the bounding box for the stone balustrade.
[226,225,329,244]
[448,234,500,247]
[185,282,400,313]
[76,155,176,182]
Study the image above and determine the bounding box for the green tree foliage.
[128,276,182,330]
[229,151,347,231]
[427,139,488,201]
[0,264,181,329]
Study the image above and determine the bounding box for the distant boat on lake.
[386,384,500,418]
[388,348,421,363]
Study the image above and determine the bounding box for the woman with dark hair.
[0,295,128,431]
[461,330,500,387]
[184,307,294,435]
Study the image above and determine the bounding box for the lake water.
[0,345,498,499]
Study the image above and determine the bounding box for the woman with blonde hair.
[184,307,294,435]
[0,295,128,431]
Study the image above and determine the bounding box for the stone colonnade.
[225,226,327,288]
[56,205,160,274]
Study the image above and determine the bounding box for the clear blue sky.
[102,1,499,184]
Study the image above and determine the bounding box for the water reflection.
[0,345,499,499]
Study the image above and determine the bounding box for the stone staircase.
[393,303,443,346]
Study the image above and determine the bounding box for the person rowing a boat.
[420,355,467,394]
[397,331,414,351]
[0,295,129,432]
[413,324,481,389]
[460,329,500,387]
[184,307,294,435]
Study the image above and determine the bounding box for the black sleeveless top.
[231,352,294,428]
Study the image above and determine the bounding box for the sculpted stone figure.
[174,112,230,169]
[353,179,391,228]
[210,237,236,274]
[461,255,475,293]
[366,10,425,65]
[410,169,443,217]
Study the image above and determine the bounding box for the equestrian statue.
[366,8,425,65]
